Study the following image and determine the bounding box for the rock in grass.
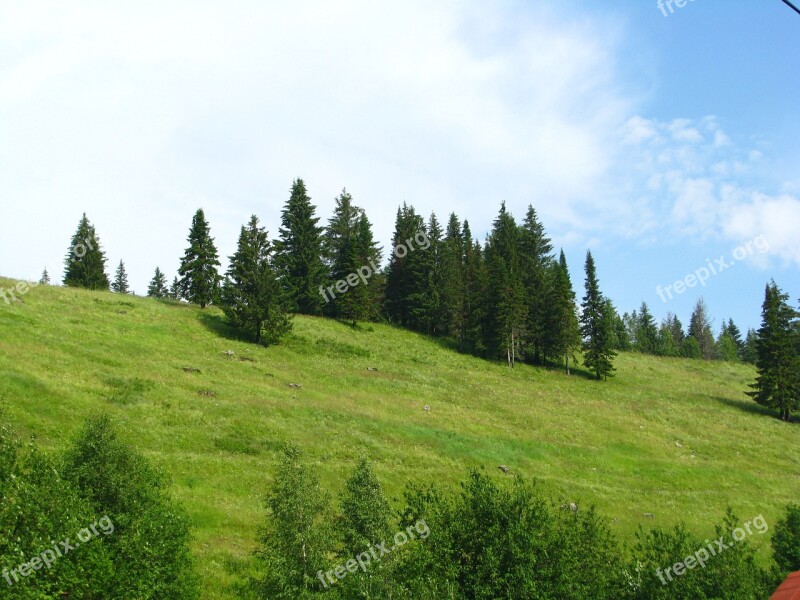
[498,465,510,473]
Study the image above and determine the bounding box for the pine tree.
[485,203,526,367]
[440,213,466,339]
[39,268,50,285]
[461,222,488,356]
[337,210,382,325]
[725,318,744,359]
[518,205,554,365]
[322,189,361,318]
[635,302,659,354]
[414,212,445,335]
[147,267,169,298]
[111,260,130,294]
[273,179,326,315]
[580,251,615,380]
[177,209,221,308]
[221,216,291,345]
[544,250,580,374]
[742,328,759,364]
[746,282,800,421]
[169,277,181,301]
[689,298,715,359]
[657,313,684,356]
[63,213,110,290]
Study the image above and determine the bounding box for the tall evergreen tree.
[580,251,615,380]
[336,210,382,325]
[384,203,425,328]
[485,203,526,366]
[169,276,181,301]
[742,328,759,364]
[273,179,326,315]
[322,189,361,318]
[221,216,291,345]
[725,318,744,357]
[39,268,50,285]
[177,209,221,308]
[746,281,800,421]
[111,260,130,294]
[544,250,580,374]
[518,205,554,365]
[689,298,716,359]
[147,267,169,298]
[63,213,109,290]
[635,302,659,354]
[440,213,466,339]
[461,222,488,357]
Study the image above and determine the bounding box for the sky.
[1,0,798,331]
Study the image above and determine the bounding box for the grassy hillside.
[0,277,797,598]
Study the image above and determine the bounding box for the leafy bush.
[772,504,800,575]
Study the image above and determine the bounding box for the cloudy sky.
[1,0,798,330]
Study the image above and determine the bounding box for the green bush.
[772,504,800,575]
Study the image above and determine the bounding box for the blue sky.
[0,0,798,331]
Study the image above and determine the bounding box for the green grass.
[0,277,797,598]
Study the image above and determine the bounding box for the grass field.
[0,276,797,598]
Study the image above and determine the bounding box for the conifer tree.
[147,267,169,298]
[408,213,444,335]
[689,298,716,359]
[461,222,488,356]
[485,203,526,366]
[273,179,326,315]
[747,281,800,421]
[63,213,110,290]
[221,216,291,345]
[635,302,659,354]
[518,205,554,365]
[440,213,466,339]
[384,203,428,329]
[169,277,181,301]
[111,260,130,294]
[336,210,382,325]
[580,251,615,380]
[178,209,221,308]
[544,250,580,374]
[322,189,361,318]
[742,328,759,364]
[39,268,50,285]
[724,318,744,358]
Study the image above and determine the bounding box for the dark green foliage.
[178,208,221,308]
[681,336,702,359]
[544,251,580,373]
[62,414,199,599]
[111,260,130,294]
[742,328,759,364]
[461,223,488,357]
[252,445,332,599]
[580,251,616,380]
[221,215,292,345]
[440,213,466,340]
[715,331,740,362]
[394,471,627,599]
[274,179,327,315]
[746,281,800,421]
[612,311,632,351]
[723,318,744,358]
[39,268,50,285]
[169,276,181,300]
[627,509,772,599]
[772,504,800,574]
[634,302,659,354]
[485,203,526,366]
[688,298,716,360]
[409,213,445,336]
[147,267,169,298]
[518,205,554,365]
[63,213,110,290]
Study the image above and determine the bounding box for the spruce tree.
[440,213,466,339]
[322,189,361,318]
[544,250,580,374]
[742,329,759,364]
[336,210,382,325]
[384,203,428,330]
[485,203,526,366]
[221,216,291,345]
[461,223,488,356]
[518,205,554,365]
[177,209,221,308]
[725,318,744,358]
[147,267,169,298]
[63,213,110,290]
[273,179,326,315]
[635,302,659,354]
[746,281,800,421]
[169,277,181,301]
[689,298,715,359]
[408,213,444,335]
[39,268,50,285]
[580,251,615,380]
[111,260,130,294]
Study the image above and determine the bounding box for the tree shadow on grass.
[196,311,254,344]
[710,395,792,421]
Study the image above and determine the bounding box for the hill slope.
[0,277,797,598]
